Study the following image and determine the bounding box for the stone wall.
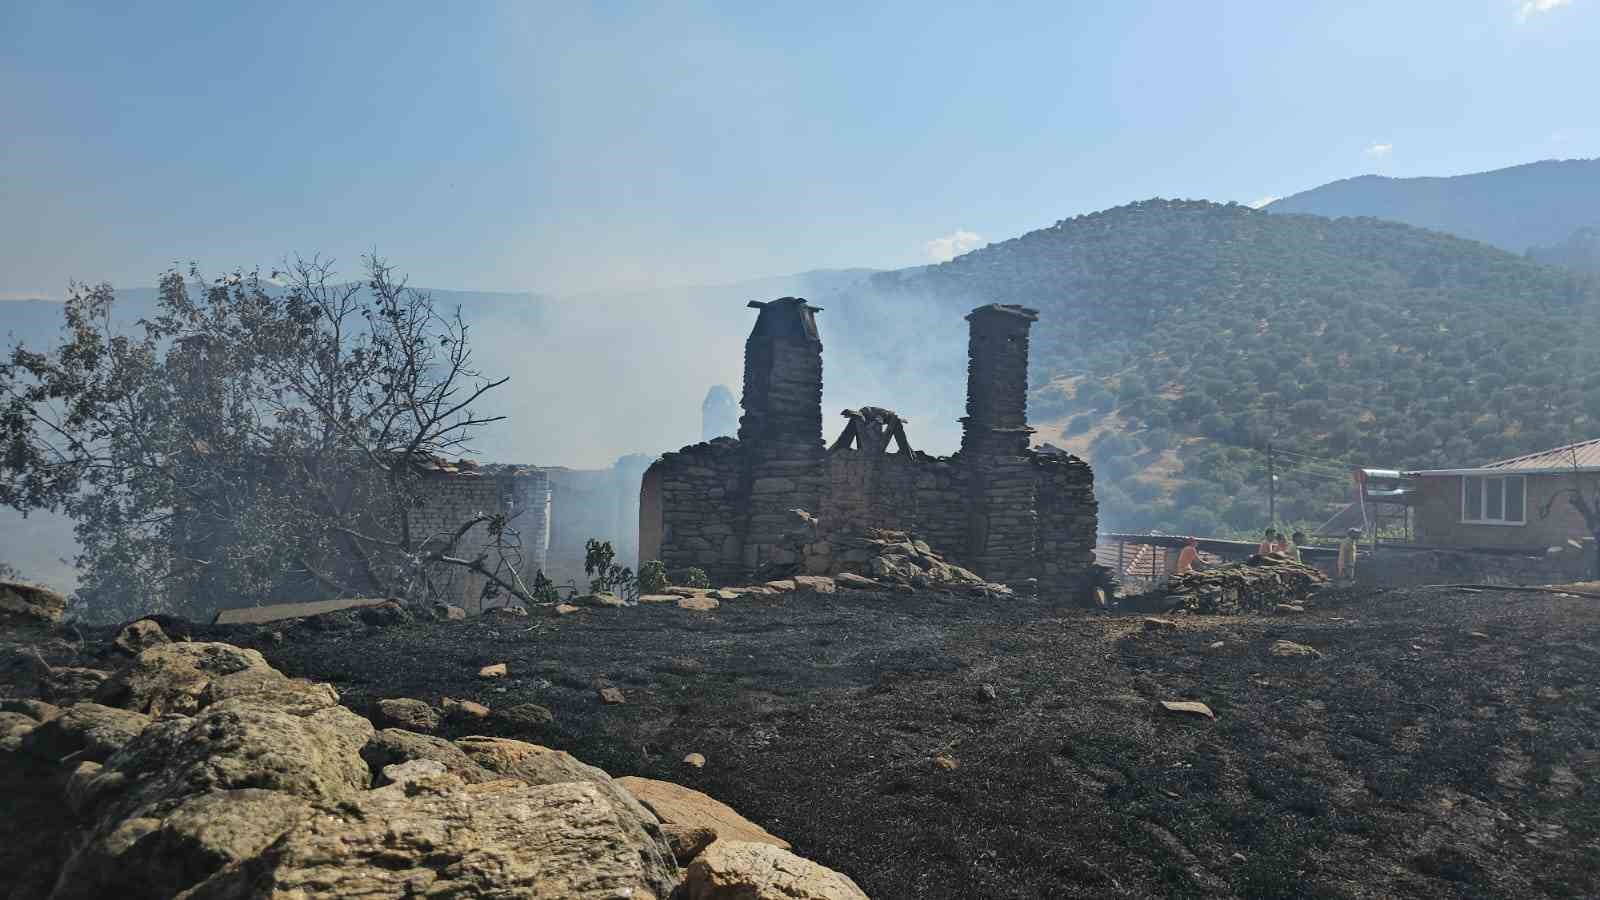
[643,298,1100,603]
[1034,452,1100,599]
[411,467,551,611]
[640,438,745,583]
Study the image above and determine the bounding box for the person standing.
[1337,527,1361,583]
[1173,537,1202,575]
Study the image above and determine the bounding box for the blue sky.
[3,0,1596,298]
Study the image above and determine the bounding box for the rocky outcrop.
[1162,554,1329,614]
[0,622,863,899]
[618,776,793,850]
[180,775,672,900]
[0,580,67,626]
[686,840,869,900]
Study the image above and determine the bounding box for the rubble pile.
[756,509,1013,597]
[1162,554,1329,614]
[1,613,867,899]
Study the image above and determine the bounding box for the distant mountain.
[1265,158,1600,259]
[817,199,1600,536]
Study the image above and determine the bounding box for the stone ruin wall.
[410,467,550,612]
[642,298,1099,601]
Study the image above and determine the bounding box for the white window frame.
[1460,474,1527,526]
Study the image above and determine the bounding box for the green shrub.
[637,560,669,594]
[683,567,711,589]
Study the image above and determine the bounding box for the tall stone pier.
[960,304,1041,586]
[737,298,826,570]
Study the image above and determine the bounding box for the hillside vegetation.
[1265,158,1600,258]
[832,200,1600,535]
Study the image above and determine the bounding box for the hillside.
[1265,158,1600,259]
[822,200,1600,536]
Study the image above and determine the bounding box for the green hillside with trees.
[837,199,1600,536]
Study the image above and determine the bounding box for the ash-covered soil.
[229,587,1598,898]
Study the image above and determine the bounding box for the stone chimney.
[960,304,1039,457]
[737,297,825,571]
[960,303,1040,588]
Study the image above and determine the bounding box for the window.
[1461,475,1526,525]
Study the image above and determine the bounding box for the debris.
[638,594,679,604]
[1468,631,1490,640]
[792,576,837,594]
[1269,640,1322,659]
[683,752,707,768]
[552,604,580,616]
[933,755,959,771]
[1142,617,1178,631]
[835,572,884,592]
[1273,603,1306,614]
[580,592,628,609]
[599,687,626,705]
[1159,700,1215,720]
[357,600,412,627]
[677,596,720,612]
[433,603,467,621]
[478,663,508,679]
[977,683,998,703]
[1161,555,1329,615]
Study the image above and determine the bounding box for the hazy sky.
[3,0,1596,298]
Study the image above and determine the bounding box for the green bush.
[637,560,669,594]
[683,567,711,589]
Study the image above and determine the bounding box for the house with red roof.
[1407,439,1600,551]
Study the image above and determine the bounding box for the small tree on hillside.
[0,255,531,621]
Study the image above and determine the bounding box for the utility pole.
[1267,442,1277,526]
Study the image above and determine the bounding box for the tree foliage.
[0,256,523,621]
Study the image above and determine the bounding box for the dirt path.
[245,587,1600,899]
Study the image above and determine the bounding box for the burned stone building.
[639,298,1098,600]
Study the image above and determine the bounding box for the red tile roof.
[1483,438,1600,471]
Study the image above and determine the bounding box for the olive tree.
[0,255,535,621]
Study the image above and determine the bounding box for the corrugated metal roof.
[1483,438,1600,471]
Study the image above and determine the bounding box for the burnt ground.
[64,587,1600,897]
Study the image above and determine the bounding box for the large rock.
[20,702,151,763]
[179,774,679,900]
[50,789,317,900]
[616,776,792,850]
[101,643,282,716]
[456,737,679,889]
[686,840,867,900]
[42,666,115,705]
[361,728,496,785]
[112,619,171,657]
[0,580,67,626]
[93,696,373,824]
[373,697,439,733]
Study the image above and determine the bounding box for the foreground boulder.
[101,642,282,716]
[0,629,865,899]
[687,840,868,900]
[180,773,676,900]
[617,776,792,850]
[0,580,67,626]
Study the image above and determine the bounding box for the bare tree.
[0,255,532,621]
[1538,445,1600,578]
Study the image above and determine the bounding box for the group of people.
[1167,526,1361,583]
[1256,528,1307,563]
